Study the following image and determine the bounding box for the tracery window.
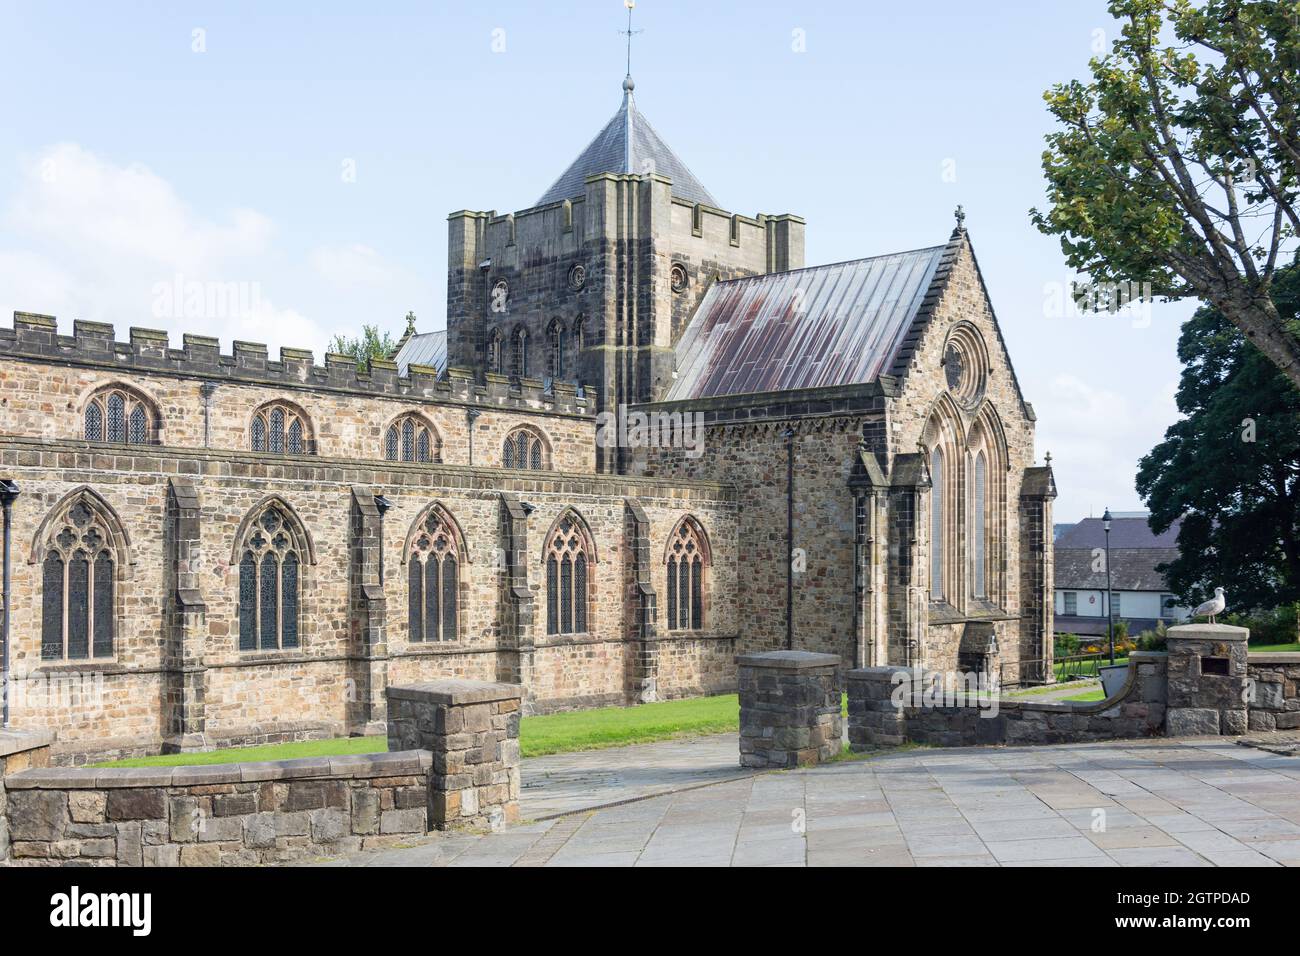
[236,502,305,651]
[502,427,547,470]
[930,445,945,601]
[546,319,566,382]
[665,517,708,631]
[406,507,461,643]
[972,450,987,599]
[83,385,154,445]
[385,414,441,463]
[488,328,504,374]
[38,493,123,660]
[545,512,592,635]
[250,402,311,455]
[511,326,528,379]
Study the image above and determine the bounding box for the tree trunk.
[1209,288,1300,391]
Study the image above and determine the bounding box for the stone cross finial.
[954,204,966,231]
[1044,450,1052,467]
[405,311,417,333]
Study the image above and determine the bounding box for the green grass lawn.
[1249,642,1300,653]
[95,694,742,768]
[1061,687,1107,702]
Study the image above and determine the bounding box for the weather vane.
[619,0,643,81]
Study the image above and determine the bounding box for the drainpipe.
[466,408,480,466]
[1,479,19,728]
[783,428,795,651]
[200,382,217,448]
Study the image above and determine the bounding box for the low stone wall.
[1246,653,1300,732]
[386,680,521,830]
[0,729,53,862]
[737,651,842,768]
[1166,624,1248,735]
[847,652,1168,749]
[1,750,430,866]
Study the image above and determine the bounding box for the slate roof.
[1055,516,1181,550]
[1054,547,1180,592]
[536,82,717,208]
[392,330,447,377]
[664,244,948,401]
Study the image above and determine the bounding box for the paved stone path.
[316,734,1300,867]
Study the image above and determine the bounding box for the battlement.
[1,312,597,417]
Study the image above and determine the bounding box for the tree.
[1136,260,1300,613]
[327,313,413,369]
[1032,0,1300,388]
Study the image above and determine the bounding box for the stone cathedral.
[0,75,1055,763]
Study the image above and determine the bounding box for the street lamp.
[1102,507,1114,666]
[0,479,19,728]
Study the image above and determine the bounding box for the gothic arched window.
[236,501,308,651]
[511,326,528,379]
[83,385,156,445]
[405,505,463,643]
[502,427,547,470]
[546,319,566,382]
[930,445,945,601]
[972,450,987,599]
[250,402,312,455]
[37,491,126,660]
[488,328,504,374]
[545,511,593,635]
[665,517,709,631]
[384,413,441,464]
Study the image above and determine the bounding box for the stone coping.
[1247,653,1300,663]
[1167,623,1249,641]
[387,679,523,706]
[736,651,842,670]
[5,750,431,790]
[0,727,53,759]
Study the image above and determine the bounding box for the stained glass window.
[973,451,987,599]
[546,513,591,635]
[250,403,310,455]
[406,506,461,642]
[503,429,547,470]
[39,493,125,661]
[238,503,304,651]
[84,404,103,442]
[930,446,945,601]
[106,393,126,443]
[84,387,152,445]
[666,518,708,632]
[385,416,438,463]
[239,552,257,650]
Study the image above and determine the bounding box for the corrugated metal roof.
[665,245,947,401]
[536,85,717,208]
[393,330,446,376]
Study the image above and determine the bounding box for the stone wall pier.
[737,651,842,768]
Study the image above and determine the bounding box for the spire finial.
[619,0,642,92]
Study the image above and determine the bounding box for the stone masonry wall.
[1244,654,1300,732]
[847,652,1168,749]
[0,436,738,763]
[1,750,431,866]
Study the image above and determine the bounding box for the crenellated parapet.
[1,312,596,417]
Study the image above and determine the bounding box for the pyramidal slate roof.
[536,78,718,208]
[665,242,952,401]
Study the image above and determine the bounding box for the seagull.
[1194,587,1226,624]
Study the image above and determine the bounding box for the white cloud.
[0,142,322,354]
[1036,373,1181,522]
[311,243,396,285]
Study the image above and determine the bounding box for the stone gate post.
[1165,623,1249,736]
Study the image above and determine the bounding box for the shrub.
[1225,603,1300,646]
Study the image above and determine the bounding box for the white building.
[1054,513,1190,638]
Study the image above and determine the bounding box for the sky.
[0,0,1198,522]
